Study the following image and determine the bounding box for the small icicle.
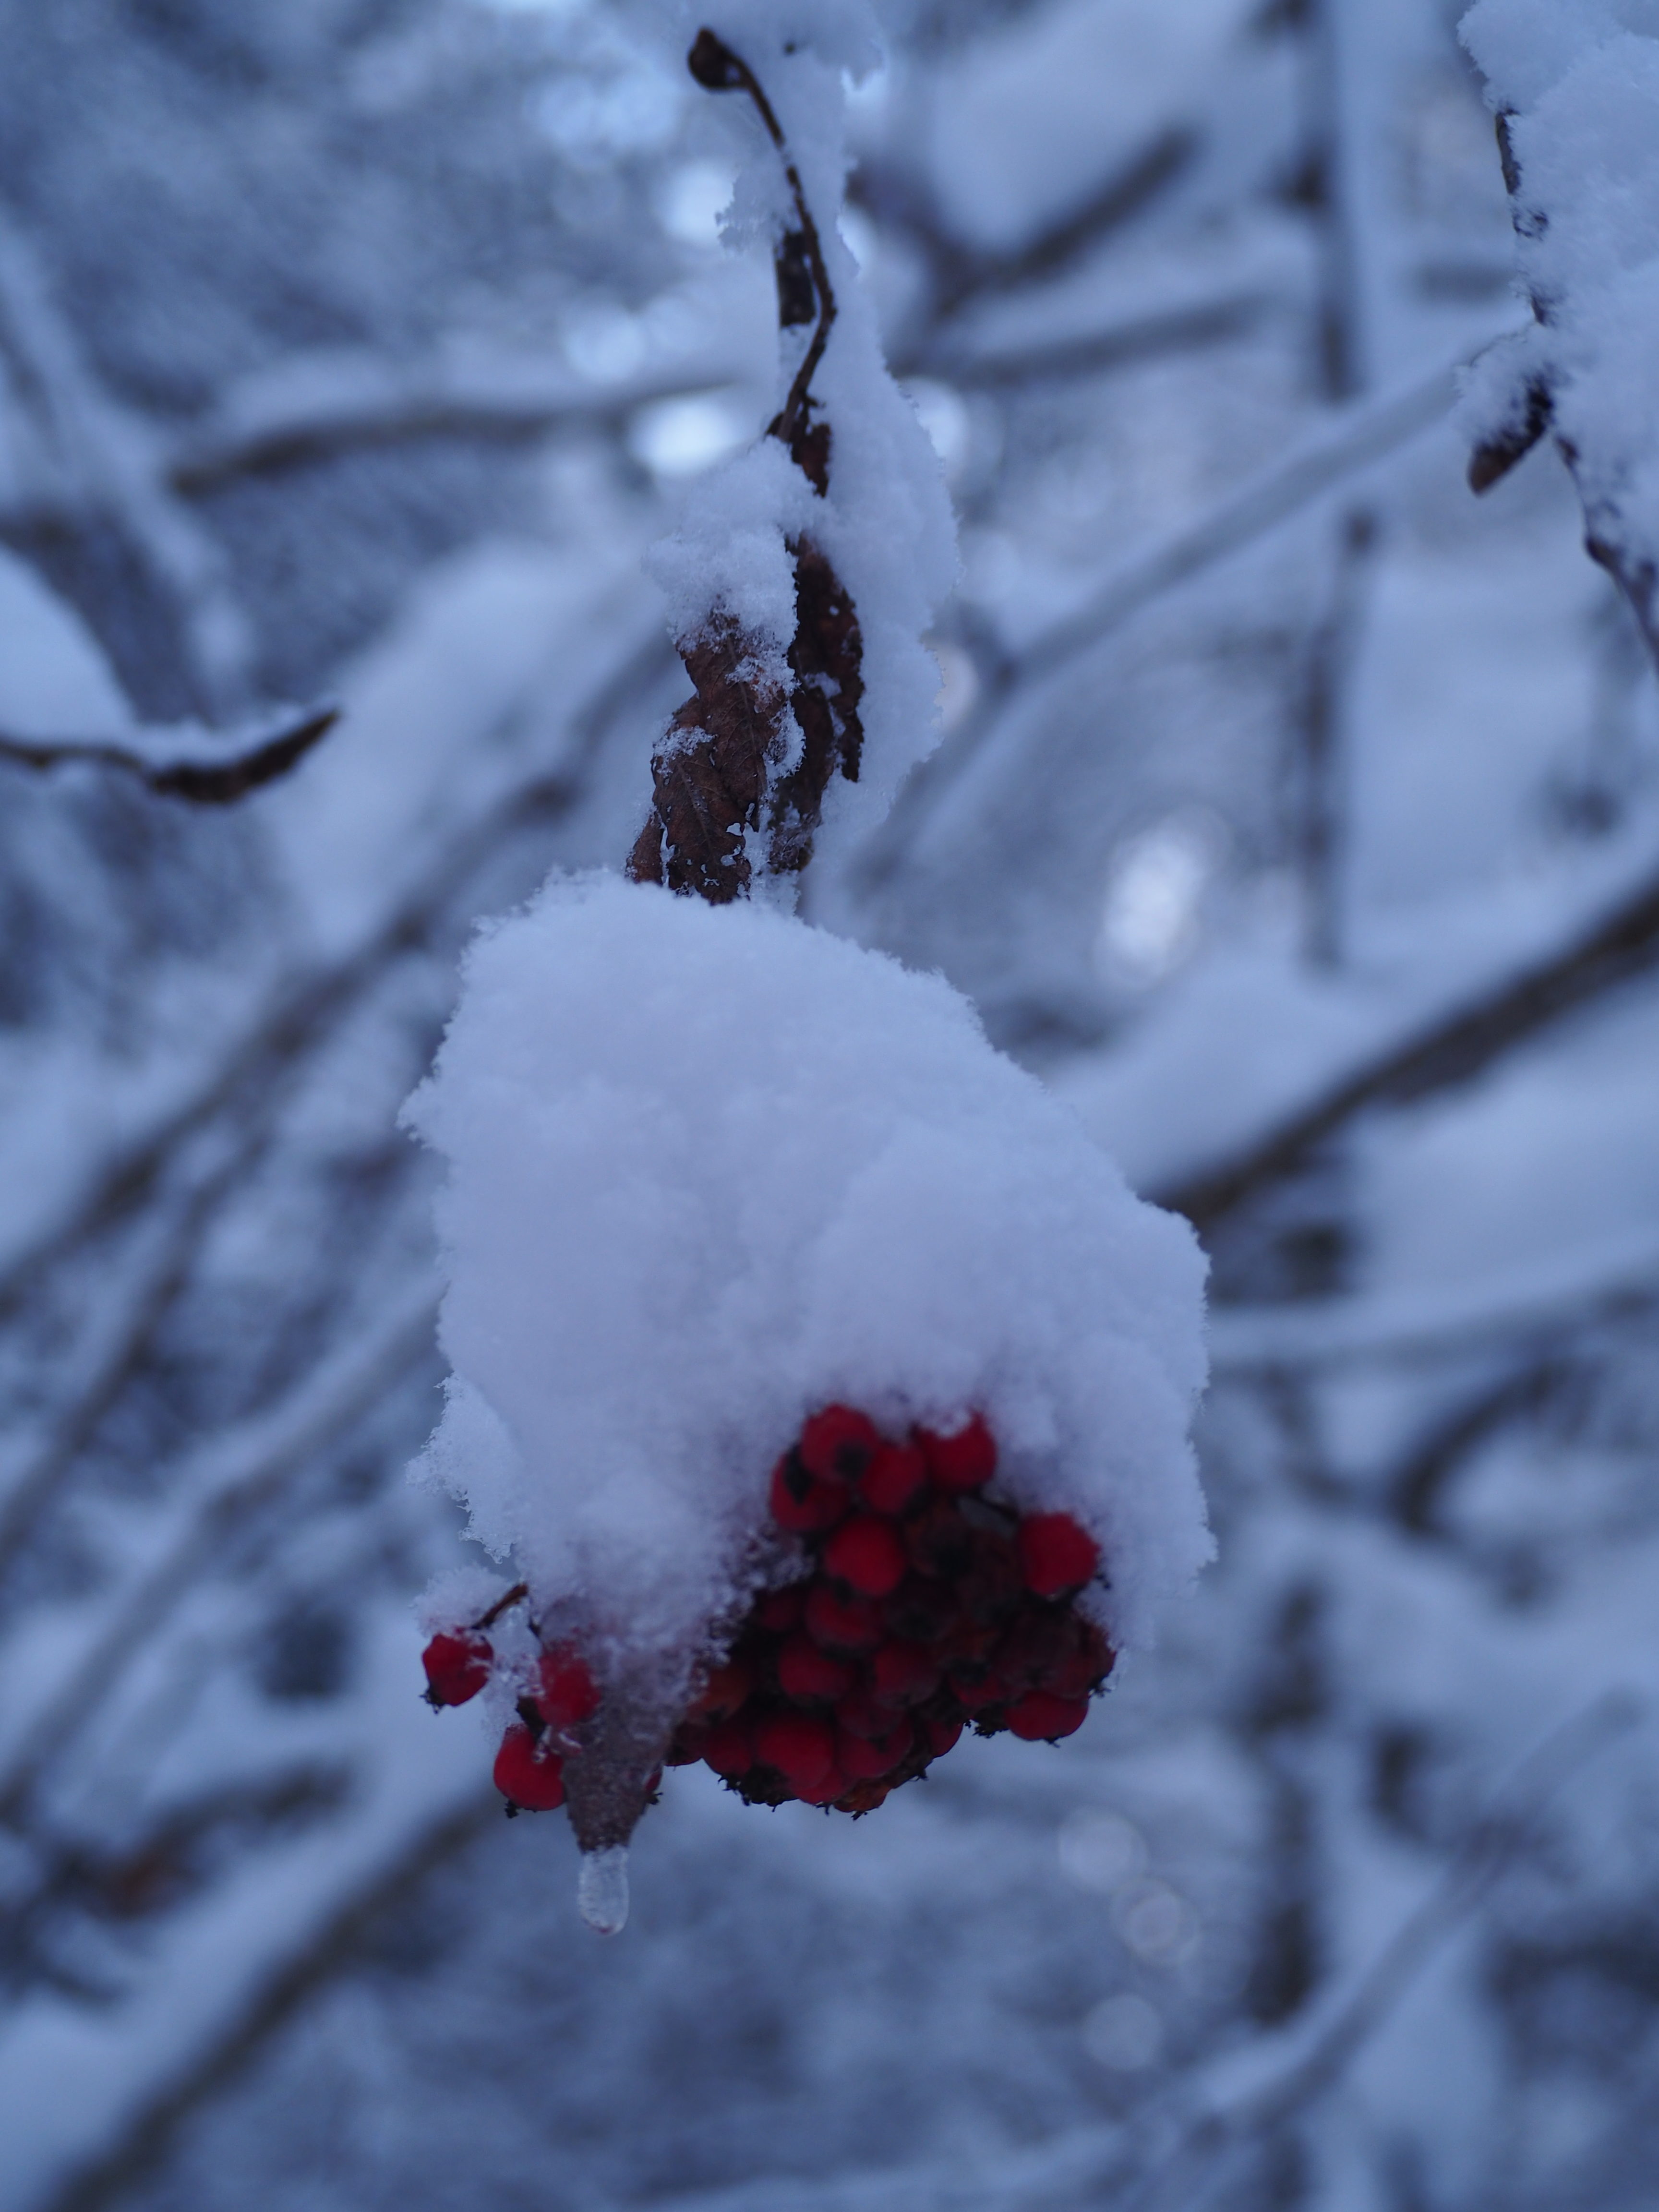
[578,1845,630,1936]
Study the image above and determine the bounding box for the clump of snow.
[1459,2,1659,598]
[405,873,1209,1685]
[635,0,959,868]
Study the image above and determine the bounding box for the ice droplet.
[578,1846,630,1936]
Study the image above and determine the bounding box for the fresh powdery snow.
[405,874,1210,1695]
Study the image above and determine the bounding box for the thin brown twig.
[854,361,1458,890]
[687,30,837,470]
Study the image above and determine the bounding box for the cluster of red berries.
[667,1407,1112,1815]
[420,1406,1113,1820]
[421,1588,600,1816]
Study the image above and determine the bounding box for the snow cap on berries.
[406,874,1210,1680]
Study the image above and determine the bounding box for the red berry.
[804,1582,882,1654]
[869,1639,941,1707]
[777,1635,854,1706]
[421,1631,492,1707]
[493,1723,565,1811]
[534,1645,601,1731]
[665,1727,707,1766]
[769,1451,851,1535]
[753,1711,837,1793]
[859,1441,927,1516]
[1006,1689,1090,1741]
[916,1413,996,1491]
[823,1515,907,1598]
[799,1405,882,1483]
[837,1719,914,1780]
[754,1585,807,1633]
[687,1656,754,1723]
[795,1766,849,1807]
[1017,1513,1101,1598]
[926,1716,964,1757]
[701,1719,754,1777]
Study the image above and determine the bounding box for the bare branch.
[854,127,1196,332]
[0,209,249,719]
[1159,857,1659,1232]
[165,370,752,496]
[0,1126,254,1587]
[0,623,673,1316]
[34,1786,493,2212]
[857,360,1461,889]
[1132,1695,1645,2210]
[0,703,339,805]
[0,1285,437,1825]
[1289,507,1378,968]
[910,289,1278,390]
[1210,1241,1659,1376]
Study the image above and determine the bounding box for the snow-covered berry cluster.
[666,1406,1111,1814]
[403,7,1211,1926]
[421,1402,1113,1824]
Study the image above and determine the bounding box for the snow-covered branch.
[0,704,339,805]
[1161,851,1659,1231]
[1462,4,1659,670]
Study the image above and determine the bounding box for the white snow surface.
[637,0,959,869]
[405,873,1210,1678]
[1459,0,1659,577]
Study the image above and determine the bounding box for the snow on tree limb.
[1161,849,1659,1230]
[1462,2,1659,666]
[0,704,339,805]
